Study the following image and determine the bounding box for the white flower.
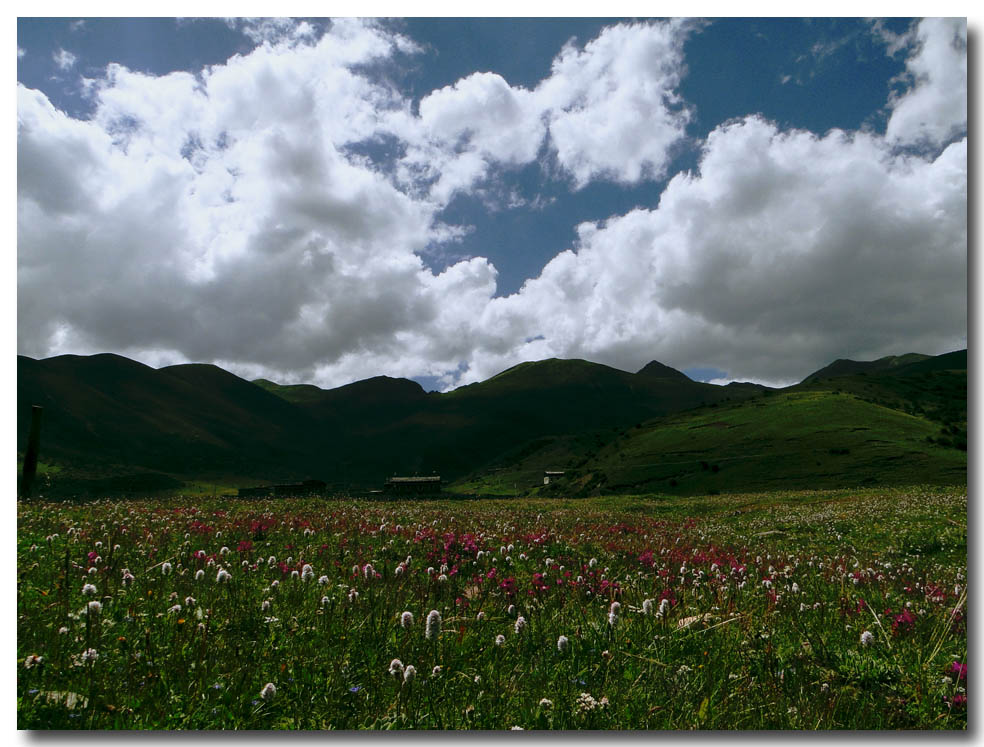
[557,635,569,653]
[658,598,671,617]
[23,654,42,669]
[642,599,654,616]
[260,682,276,702]
[363,563,375,579]
[608,601,621,626]
[507,604,516,616]
[290,570,299,580]
[860,630,874,647]
[168,604,181,614]
[425,609,442,640]
[87,600,102,614]
[82,583,97,596]
[261,600,271,612]
[301,564,314,581]
[400,611,414,629]
[432,665,442,677]
[216,568,231,583]
[318,575,329,585]
[267,556,277,566]
[320,596,330,607]
[495,634,506,646]
[589,558,598,569]
[219,546,229,556]
[538,698,553,709]
[194,569,205,581]
[515,616,527,634]
[161,562,172,575]
[403,665,417,684]
[58,626,69,635]
[389,658,404,676]
[81,648,99,663]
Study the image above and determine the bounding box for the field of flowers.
[17,486,966,730]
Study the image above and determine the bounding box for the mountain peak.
[636,360,691,382]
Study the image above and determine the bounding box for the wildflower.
[557,635,569,653]
[589,558,598,569]
[24,654,42,669]
[860,630,874,647]
[216,569,231,583]
[168,604,181,614]
[400,611,414,629]
[161,562,172,576]
[515,615,528,634]
[82,583,97,597]
[608,601,621,627]
[791,583,800,594]
[301,564,314,581]
[320,596,330,607]
[260,682,276,702]
[290,570,299,580]
[363,563,375,580]
[58,626,69,635]
[495,634,506,646]
[261,600,271,612]
[507,604,516,616]
[87,600,102,614]
[642,599,654,616]
[121,570,135,586]
[194,569,205,581]
[539,698,553,709]
[81,648,99,663]
[389,658,404,676]
[951,661,967,681]
[219,546,229,556]
[267,556,277,566]
[185,596,196,607]
[432,665,442,677]
[476,611,486,621]
[403,665,417,684]
[425,609,442,640]
[510,726,523,730]
[438,573,448,583]
[318,575,329,585]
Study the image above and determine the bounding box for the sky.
[15,16,968,391]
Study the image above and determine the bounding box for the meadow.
[17,486,966,730]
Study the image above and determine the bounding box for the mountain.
[801,353,931,382]
[16,349,966,497]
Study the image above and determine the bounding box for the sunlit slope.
[566,390,966,495]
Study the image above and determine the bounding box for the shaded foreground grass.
[17,486,966,729]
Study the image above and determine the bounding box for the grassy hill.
[502,390,966,497]
[17,349,966,497]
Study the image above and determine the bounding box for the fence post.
[20,405,43,499]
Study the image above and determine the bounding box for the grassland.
[17,486,966,730]
[452,390,966,496]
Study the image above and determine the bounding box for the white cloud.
[885,17,967,149]
[454,116,966,386]
[17,19,967,392]
[52,48,76,70]
[18,47,25,58]
[383,19,695,202]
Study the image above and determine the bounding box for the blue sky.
[16,17,967,391]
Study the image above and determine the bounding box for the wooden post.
[20,405,43,499]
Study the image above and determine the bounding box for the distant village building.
[383,476,442,494]
[239,479,327,498]
[543,470,566,485]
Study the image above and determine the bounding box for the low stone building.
[383,476,442,494]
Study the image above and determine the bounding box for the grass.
[462,390,966,496]
[17,486,966,730]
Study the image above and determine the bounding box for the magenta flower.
[951,661,967,681]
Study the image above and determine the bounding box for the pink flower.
[951,661,967,681]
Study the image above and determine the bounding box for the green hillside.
[542,390,966,496]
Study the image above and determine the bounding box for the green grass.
[562,391,966,495]
[18,486,966,729]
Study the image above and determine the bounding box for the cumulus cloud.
[454,116,966,386]
[52,48,76,70]
[885,17,967,148]
[384,19,695,201]
[17,19,967,391]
